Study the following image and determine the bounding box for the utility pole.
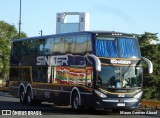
[19,0,22,38]
[39,30,43,36]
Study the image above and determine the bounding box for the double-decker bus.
[9,31,153,110]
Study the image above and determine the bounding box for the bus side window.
[21,41,30,56]
[12,42,21,64]
[35,39,45,55]
[10,68,20,81]
[86,67,93,86]
[87,35,92,53]
[22,68,31,82]
[32,67,40,82]
[45,38,54,55]
[75,35,88,53]
[54,37,65,54]
[32,67,48,83]
[64,36,76,53]
[30,40,35,55]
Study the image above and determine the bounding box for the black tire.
[26,89,33,105]
[20,88,27,104]
[26,89,41,105]
[71,92,81,110]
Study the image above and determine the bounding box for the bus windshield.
[97,65,143,88]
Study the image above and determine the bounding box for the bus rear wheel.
[26,89,32,105]
[20,88,27,104]
[71,92,80,110]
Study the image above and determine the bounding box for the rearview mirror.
[142,57,153,74]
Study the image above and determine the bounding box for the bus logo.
[36,55,68,66]
[111,60,131,65]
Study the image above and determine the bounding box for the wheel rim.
[73,96,79,109]
[20,91,25,102]
[27,94,31,104]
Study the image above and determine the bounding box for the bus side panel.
[32,83,54,102]
[51,85,94,107]
[80,93,94,108]
[77,86,94,108]
[51,85,71,105]
[9,81,21,97]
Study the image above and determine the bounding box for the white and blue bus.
[9,31,153,110]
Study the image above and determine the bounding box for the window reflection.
[32,67,48,83]
[98,65,142,88]
[75,35,88,53]
[64,36,76,53]
[11,34,92,59]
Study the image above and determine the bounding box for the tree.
[138,32,160,100]
[0,21,27,80]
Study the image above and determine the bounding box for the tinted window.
[11,42,21,64]
[12,42,21,56]
[9,68,20,81]
[35,39,45,55]
[30,39,35,55]
[21,41,29,55]
[87,35,92,52]
[75,35,88,53]
[11,34,92,58]
[22,68,31,82]
[54,37,65,53]
[32,67,48,83]
[45,38,54,55]
[64,36,76,53]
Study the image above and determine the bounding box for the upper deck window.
[75,35,88,53]
[54,37,66,53]
[119,37,141,58]
[96,37,119,58]
[11,33,92,58]
[96,36,141,58]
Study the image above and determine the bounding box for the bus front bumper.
[94,97,141,109]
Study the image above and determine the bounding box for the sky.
[0,0,160,38]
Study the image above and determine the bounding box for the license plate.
[117,103,125,106]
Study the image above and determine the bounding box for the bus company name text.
[111,59,131,65]
[36,55,68,66]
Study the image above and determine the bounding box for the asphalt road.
[0,92,159,118]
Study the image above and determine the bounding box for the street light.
[19,0,22,38]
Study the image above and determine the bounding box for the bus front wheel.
[71,92,80,110]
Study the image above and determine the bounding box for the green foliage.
[138,32,160,101]
[0,21,27,80]
[138,32,159,47]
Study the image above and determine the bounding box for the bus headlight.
[95,90,107,98]
[134,91,142,99]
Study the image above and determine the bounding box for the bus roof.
[13,31,136,42]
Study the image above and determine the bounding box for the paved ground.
[0,92,159,118]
